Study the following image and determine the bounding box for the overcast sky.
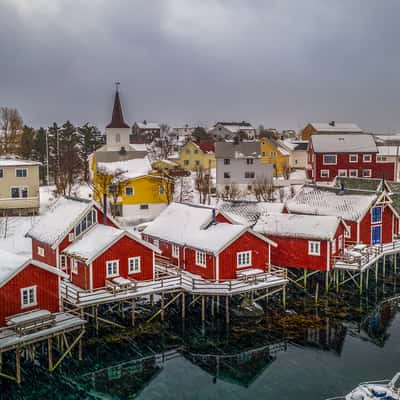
[1,0,400,132]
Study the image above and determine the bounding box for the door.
[371,225,382,245]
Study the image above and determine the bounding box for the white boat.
[327,372,400,400]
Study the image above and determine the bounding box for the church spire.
[106,82,130,129]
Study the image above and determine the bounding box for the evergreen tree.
[32,127,48,184]
[17,125,35,159]
[48,122,61,187]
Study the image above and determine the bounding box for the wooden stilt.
[282,286,286,309]
[150,294,154,306]
[375,262,379,284]
[48,338,53,370]
[225,296,230,325]
[161,293,165,321]
[383,255,386,278]
[211,296,215,317]
[16,349,21,385]
[325,272,329,293]
[360,271,363,295]
[315,282,319,304]
[131,299,136,327]
[304,270,307,289]
[201,296,205,321]
[181,292,186,320]
[78,336,83,361]
[366,268,369,289]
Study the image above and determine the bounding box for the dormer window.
[74,209,97,238]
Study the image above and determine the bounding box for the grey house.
[215,141,273,193]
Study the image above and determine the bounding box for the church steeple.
[106,82,130,129]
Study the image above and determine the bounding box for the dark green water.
[2,279,400,400]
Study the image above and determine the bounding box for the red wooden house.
[26,197,117,271]
[142,203,277,281]
[0,249,67,327]
[62,224,160,290]
[285,185,399,246]
[307,134,395,182]
[254,214,347,272]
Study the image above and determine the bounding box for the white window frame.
[37,246,45,257]
[308,241,320,256]
[172,244,179,258]
[377,155,388,163]
[71,258,78,274]
[362,169,372,178]
[68,232,74,242]
[323,154,337,165]
[125,186,134,196]
[338,169,347,177]
[338,235,343,250]
[153,239,159,248]
[21,286,37,308]
[237,251,252,268]
[345,226,351,238]
[60,255,67,269]
[363,154,372,163]
[128,257,141,274]
[371,206,382,224]
[349,154,358,163]
[195,250,207,267]
[270,151,277,158]
[106,260,119,278]
[331,238,336,254]
[10,186,28,198]
[320,169,330,178]
[15,168,27,178]
[349,169,358,177]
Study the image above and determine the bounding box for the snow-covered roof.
[143,202,265,253]
[286,186,377,222]
[310,123,362,133]
[377,146,400,157]
[129,143,148,151]
[311,134,377,153]
[0,158,41,167]
[219,201,284,226]
[136,122,160,130]
[0,249,67,287]
[253,214,342,240]
[98,156,151,180]
[281,140,308,151]
[27,197,92,247]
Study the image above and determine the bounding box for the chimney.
[329,121,335,127]
[103,193,108,224]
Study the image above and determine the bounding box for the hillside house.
[142,203,277,281]
[131,121,161,144]
[0,157,41,216]
[307,134,395,182]
[0,250,67,327]
[172,140,216,171]
[215,141,273,193]
[280,140,308,169]
[208,122,256,141]
[254,214,347,272]
[301,122,362,141]
[285,185,399,246]
[259,137,290,176]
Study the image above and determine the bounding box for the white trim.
[20,285,37,308]
[320,169,330,178]
[371,224,382,245]
[106,259,119,278]
[371,205,383,224]
[37,246,45,257]
[326,240,330,271]
[216,254,220,282]
[349,154,358,163]
[308,241,320,256]
[338,169,347,177]
[128,256,141,274]
[172,244,179,258]
[362,169,372,178]
[349,169,358,177]
[195,250,207,267]
[89,262,93,291]
[71,258,78,274]
[363,154,372,163]
[237,251,252,268]
[323,154,337,165]
[15,168,28,178]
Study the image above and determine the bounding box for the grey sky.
[1,0,400,132]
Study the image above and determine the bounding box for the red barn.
[26,197,117,270]
[254,214,347,272]
[143,203,276,281]
[0,249,67,327]
[62,224,159,290]
[286,185,399,246]
[307,134,395,182]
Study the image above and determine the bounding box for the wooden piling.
[201,296,205,322]
[131,299,136,327]
[225,296,230,325]
[48,338,53,370]
[181,292,186,320]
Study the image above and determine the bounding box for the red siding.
[359,203,394,244]
[66,258,90,290]
[184,248,217,279]
[32,239,57,267]
[0,264,60,327]
[215,213,232,224]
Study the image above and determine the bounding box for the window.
[362,169,372,178]
[338,169,347,177]
[108,184,116,194]
[16,168,27,177]
[125,187,134,196]
[21,286,37,308]
[338,235,343,250]
[320,170,329,178]
[363,154,372,162]
[153,239,159,248]
[106,260,119,278]
[244,171,255,179]
[377,155,388,162]
[237,251,252,268]
[308,241,320,256]
[262,152,266,157]
[270,151,277,158]
[224,159,230,165]
[194,149,199,154]
[183,160,189,166]
[195,251,207,267]
[323,154,337,165]
[332,239,336,254]
[349,169,358,177]
[0,169,3,178]
[10,187,28,198]
[195,160,200,166]
[159,185,165,195]
[345,226,351,238]
[349,154,358,163]
[172,244,179,258]
[185,149,191,155]
[128,257,141,274]
[37,246,44,257]
[74,209,97,238]
[224,172,231,179]
[71,259,78,274]
[372,206,382,223]
[60,255,67,269]
[140,204,149,210]
[246,158,254,165]
[115,133,120,143]
[247,185,252,191]
[68,232,74,242]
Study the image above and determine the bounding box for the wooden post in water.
[282,286,286,310]
[366,268,369,290]
[359,271,363,295]
[181,292,186,320]
[16,349,21,384]
[211,296,215,317]
[225,296,230,325]
[303,270,307,289]
[161,292,165,321]
[325,272,329,293]
[375,261,379,284]
[48,337,53,370]
[201,296,205,322]
[383,255,386,278]
[131,299,136,327]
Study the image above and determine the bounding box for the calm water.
[2,277,400,399]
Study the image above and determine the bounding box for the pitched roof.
[136,122,160,130]
[281,140,308,151]
[309,122,362,133]
[285,186,377,221]
[94,150,148,163]
[310,134,377,153]
[195,140,215,153]
[98,156,151,180]
[0,157,41,167]
[106,90,130,129]
[26,197,92,247]
[254,214,342,240]
[215,141,261,158]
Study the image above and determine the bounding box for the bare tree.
[252,177,274,201]
[0,107,23,154]
[279,187,285,202]
[154,172,175,205]
[221,183,242,201]
[195,167,213,204]
[175,176,193,203]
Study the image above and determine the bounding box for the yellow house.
[260,137,290,176]
[172,140,216,171]
[151,159,179,174]
[91,151,173,220]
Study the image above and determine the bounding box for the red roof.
[106,90,130,129]
[196,140,215,153]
